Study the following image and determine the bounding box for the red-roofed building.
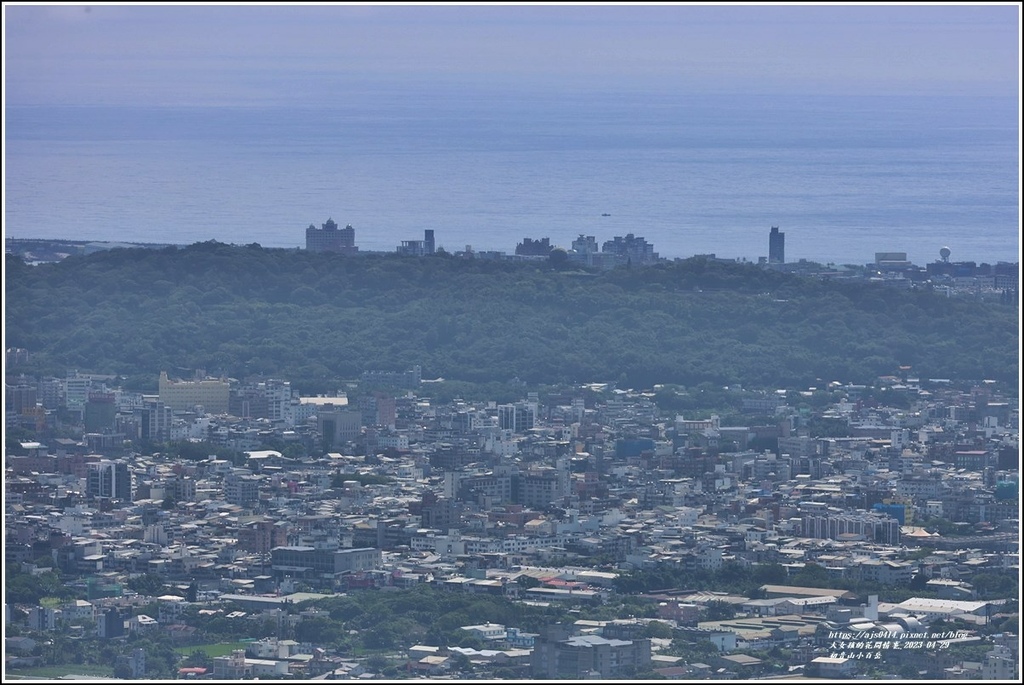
[177,666,208,678]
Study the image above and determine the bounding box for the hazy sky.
[3,2,1020,106]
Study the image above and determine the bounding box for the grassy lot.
[6,665,115,679]
[174,641,249,658]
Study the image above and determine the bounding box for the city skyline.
[3,5,1019,681]
[4,3,1019,267]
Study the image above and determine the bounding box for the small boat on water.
[601,213,611,216]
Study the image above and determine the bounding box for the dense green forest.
[4,242,1018,394]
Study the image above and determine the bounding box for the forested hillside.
[4,242,1018,394]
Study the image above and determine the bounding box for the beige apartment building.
[158,371,230,415]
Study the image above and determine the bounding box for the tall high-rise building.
[306,218,358,254]
[84,391,117,432]
[136,399,173,442]
[229,379,293,423]
[768,226,785,264]
[316,405,362,452]
[224,472,260,506]
[87,460,132,500]
[65,372,94,413]
[98,608,126,639]
[397,231,436,256]
[497,402,536,433]
[516,237,553,256]
[264,379,293,424]
[601,233,658,264]
[531,625,652,679]
[6,381,38,429]
[571,235,598,254]
[358,392,397,428]
[237,519,289,554]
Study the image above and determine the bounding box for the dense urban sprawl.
[4,229,1019,680]
[4,362,1019,679]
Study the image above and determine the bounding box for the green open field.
[6,664,115,679]
[174,641,249,657]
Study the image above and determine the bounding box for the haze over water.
[4,4,1020,267]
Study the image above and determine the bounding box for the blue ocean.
[4,90,1019,267]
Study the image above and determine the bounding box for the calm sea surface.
[4,91,1019,267]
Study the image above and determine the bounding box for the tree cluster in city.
[5,242,1017,396]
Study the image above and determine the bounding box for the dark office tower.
[87,460,131,500]
[769,226,785,264]
[84,391,117,432]
[98,608,126,639]
[424,229,435,255]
